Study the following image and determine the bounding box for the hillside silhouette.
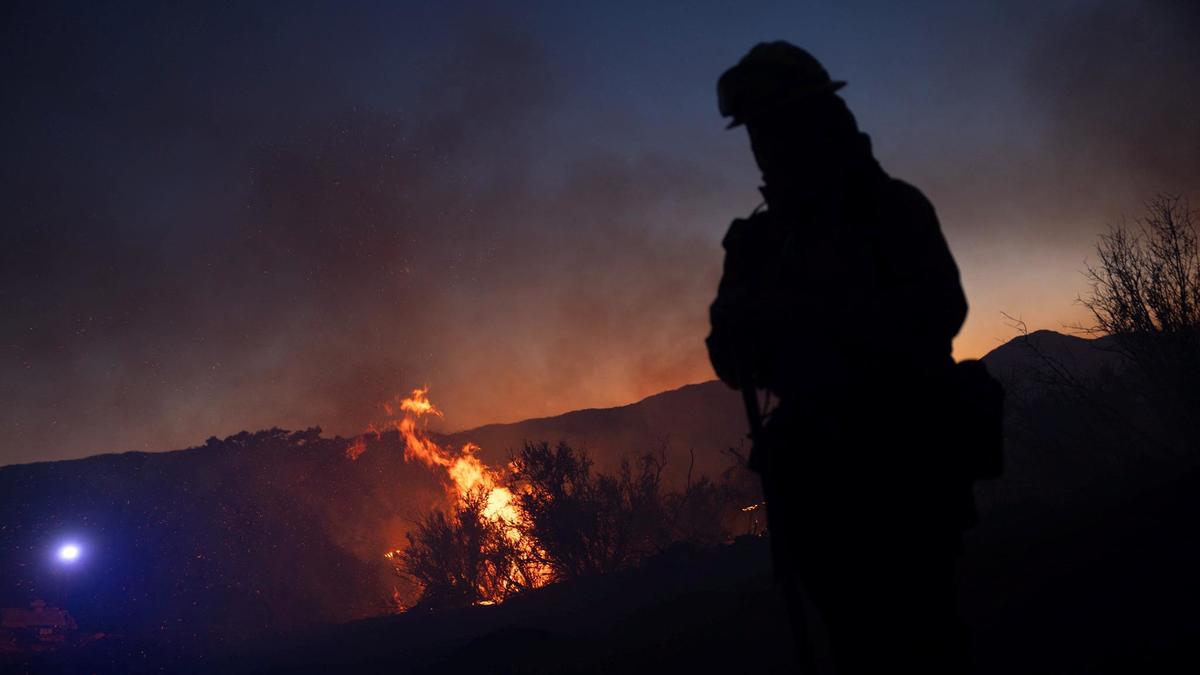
[0,382,747,652]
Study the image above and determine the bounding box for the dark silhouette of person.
[706,42,974,674]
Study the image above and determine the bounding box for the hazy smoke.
[7,2,1196,464]
[1024,0,1200,218]
[0,7,729,463]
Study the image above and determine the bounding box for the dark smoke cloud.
[1023,0,1200,226]
[0,7,730,463]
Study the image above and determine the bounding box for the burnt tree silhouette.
[1072,194,1200,452]
[994,195,1200,488]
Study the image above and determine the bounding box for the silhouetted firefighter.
[707,42,1003,674]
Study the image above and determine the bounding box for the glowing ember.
[344,437,366,461]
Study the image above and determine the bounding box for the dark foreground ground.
[8,454,1200,674]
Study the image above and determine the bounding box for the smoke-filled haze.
[2,0,1197,464]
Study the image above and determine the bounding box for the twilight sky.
[3,0,1197,465]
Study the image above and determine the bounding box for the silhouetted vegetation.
[1002,195,1200,462]
[1074,194,1200,450]
[510,441,670,580]
[394,440,756,608]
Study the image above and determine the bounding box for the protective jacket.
[705,131,974,548]
[706,132,967,403]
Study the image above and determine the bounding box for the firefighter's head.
[718,42,859,180]
[718,41,845,131]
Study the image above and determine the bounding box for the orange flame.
[353,387,549,606]
[387,388,516,513]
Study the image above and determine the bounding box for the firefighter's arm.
[706,217,756,389]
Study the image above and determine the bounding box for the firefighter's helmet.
[718,41,846,129]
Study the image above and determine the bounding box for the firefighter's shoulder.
[878,177,939,229]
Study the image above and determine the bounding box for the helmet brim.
[724,80,847,129]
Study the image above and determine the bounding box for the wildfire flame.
[386,388,519,523]
[350,387,548,606]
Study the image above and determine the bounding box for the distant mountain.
[974,329,1178,504]
[447,329,1132,489]
[443,381,747,488]
[977,328,1127,389]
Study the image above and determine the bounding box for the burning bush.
[392,438,754,609]
[392,487,540,609]
[358,387,758,610]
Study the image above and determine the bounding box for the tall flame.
[349,387,547,605]
[386,388,517,522]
